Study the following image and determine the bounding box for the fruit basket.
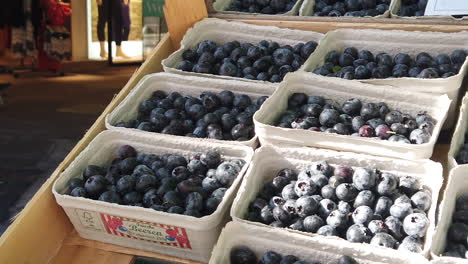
[231,144,443,258]
[299,0,393,18]
[211,222,429,263]
[253,72,450,160]
[0,1,466,263]
[212,0,304,16]
[52,130,254,263]
[430,166,468,263]
[162,18,324,83]
[105,72,276,148]
[300,28,468,127]
[448,93,468,170]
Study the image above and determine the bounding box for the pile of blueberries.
[275,93,434,144]
[312,0,390,17]
[442,195,468,258]
[66,145,246,217]
[230,246,359,264]
[176,39,318,83]
[115,90,268,141]
[228,0,298,14]
[455,135,468,164]
[246,161,431,252]
[312,47,467,80]
[398,0,427,17]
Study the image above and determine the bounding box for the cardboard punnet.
[299,0,393,17]
[231,145,443,258]
[253,72,451,160]
[105,72,277,148]
[390,0,468,20]
[430,166,468,263]
[300,28,468,127]
[211,222,430,264]
[448,92,468,170]
[52,130,254,263]
[213,0,303,15]
[162,18,324,83]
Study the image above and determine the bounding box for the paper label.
[425,0,468,16]
[94,212,192,249]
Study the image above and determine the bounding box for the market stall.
[1,0,468,263]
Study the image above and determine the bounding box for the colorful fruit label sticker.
[99,213,192,249]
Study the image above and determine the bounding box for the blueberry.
[135,174,158,193]
[70,187,87,197]
[167,206,184,214]
[261,251,283,264]
[294,179,318,197]
[403,213,429,237]
[219,62,238,77]
[409,129,431,144]
[327,210,348,229]
[68,178,84,192]
[272,176,289,191]
[282,199,297,216]
[321,185,337,200]
[342,98,362,116]
[301,41,318,59]
[370,232,397,248]
[339,53,354,67]
[376,172,398,196]
[319,109,340,127]
[122,191,142,205]
[390,202,413,220]
[301,104,323,117]
[309,160,334,176]
[351,116,366,132]
[84,175,107,198]
[270,196,286,208]
[317,225,339,236]
[448,223,468,243]
[398,236,423,253]
[277,168,297,182]
[368,220,390,234]
[294,196,318,218]
[230,246,257,264]
[281,255,299,264]
[451,50,467,64]
[372,65,392,79]
[303,215,324,233]
[272,206,291,223]
[337,256,358,264]
[376,53,393,67]
[205,197,221,214]
[211,187,227,201]
[354,190,375,208]
[143,188,162,207]
[360,103,380,121]
[272,48,294,66]
[354,65,370,79]
[352,205,374,225]
[319,198,337,218]
[336,183,358,202]
[385,216,404,240]
[98,190,122,204]
[417,68,439,78]
[346,224,372,243]
[352,168,377,191]
[411,191,431,211]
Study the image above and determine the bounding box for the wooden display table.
[0,0,463,263]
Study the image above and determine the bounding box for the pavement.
[0,61,136,233]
